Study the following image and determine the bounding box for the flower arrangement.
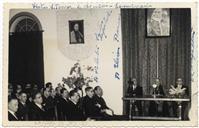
[169,85,186,98]
[62,62,95,97]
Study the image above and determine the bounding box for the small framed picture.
[69,20,84,44]
[146,8,170,37]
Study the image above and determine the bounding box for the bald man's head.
[177,78,183,85]
[8,97,18,113]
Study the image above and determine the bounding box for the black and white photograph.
[2,2,198,127]
[146,8,170,37]
[69,20,84,44]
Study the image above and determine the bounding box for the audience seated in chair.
[57,88,69,120]
[82,86,102,120]
[93,86,117,120]
[28,91,47,121]
[16,91,28,120]
[67,89,86,121]
[42,87,56,120]
[8,96,19,121]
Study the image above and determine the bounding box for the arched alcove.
[9,12,43,33]
[9,12,44,89]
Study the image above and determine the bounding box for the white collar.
[96,94,101,98]
[133,84,137,87]
[63,97,68,101]
[69,99,77,105]
[20,101,26,106]
[35,103,43,109]
[8,110,18,119]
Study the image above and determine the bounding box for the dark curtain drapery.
[121,9,191,115]
[9,31,44,89]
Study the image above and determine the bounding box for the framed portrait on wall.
[69,20,84,44]
[146,8,170,37]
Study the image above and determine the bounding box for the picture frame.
[146,8,171,37]
[69,20,84,44]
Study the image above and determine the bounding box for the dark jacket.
[127,85,143,97]
[28,102,47,121]
[67,100,85,121]
[16,102,28,120]
[149,85,169,116]
[82,95,101,118]
[8,111,18,121]
[93,95,109,110]
[150,84,165,96]
[127,85,143,115]
[57,97,69,120]
[42,96,56,120]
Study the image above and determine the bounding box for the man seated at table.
[170,78,189,120]
[127,78,143,116]
[148,78,169,117]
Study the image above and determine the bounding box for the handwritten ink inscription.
[113,14,121,42]
[32,3,152,10]
[93,46,100,82]
[113,47,120,79]
[95,11,112,41]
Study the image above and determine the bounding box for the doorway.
[9,12,44,89]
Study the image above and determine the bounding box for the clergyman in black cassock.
[67,99,85,121]
[67,89,85,121]
[82,87,101,120]
[148,79,169,117]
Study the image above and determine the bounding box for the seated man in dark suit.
[24,84,32,104]
[148,78,169,117]
[127,78,143,116]
[57,88,69,120]
[82,86,101,119]
[42,87,56,120]
[28,91,47,121]
[8,96,19,121]
[67,89,86,121]
[16,91,28,120]
[93,86,115,119]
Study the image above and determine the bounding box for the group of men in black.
[8,77,189,121]
[126,77,189,119]
[8,82,117,121]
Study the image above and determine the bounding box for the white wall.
[9,9,123,114]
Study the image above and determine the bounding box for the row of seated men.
[126,78,189,119]
[8,84,123,121]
